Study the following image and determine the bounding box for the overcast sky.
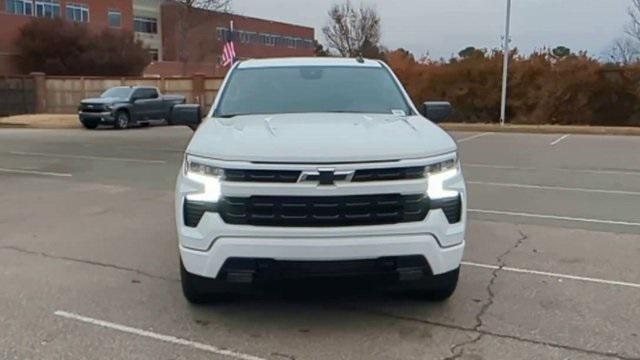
[231,0,631,59]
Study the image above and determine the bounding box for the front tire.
[114,111,129,130]
[411,268,459,301]
[180,260,215,304]
[81,121,98,129]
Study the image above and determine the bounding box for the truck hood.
[187,113,457,163]
[80,97,124,105]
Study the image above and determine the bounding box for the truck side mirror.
[420,101,452,123]
[171,104,202,131]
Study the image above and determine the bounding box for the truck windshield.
[214,66,413,117]
[101,87,133,99]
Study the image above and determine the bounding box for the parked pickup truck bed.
[78,86,186,129]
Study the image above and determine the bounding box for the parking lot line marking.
[467,181,640,196]
[456,132,492,143]
[10,151,166,164]
[469,208,640,227]
[550,134,570,146]
[464,163,640,176]
[464,163,537,171]
[0,167,72,177]
[461,261,640,289]
[53,311,267,360]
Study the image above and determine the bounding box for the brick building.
[0,0,134,73]
[0,0,315,75]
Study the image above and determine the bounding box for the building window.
[66,3,88,22]
[259,33,278,47]
[217,27,230,41]
[148,49,159,61]
[35,0,60,18]
[238,30,254,44]
[283,37,296,48]
[134,16,157,34]
[6,0,33,15]
[214,26,315,49]
[108,10,121,27]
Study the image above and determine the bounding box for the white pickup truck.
[172,57,466,303]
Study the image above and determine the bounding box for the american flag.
[221,29,237,67]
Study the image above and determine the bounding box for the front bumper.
[180,233,465,280]
[79,112,114,124]
[176,155,467,280]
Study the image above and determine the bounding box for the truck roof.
[110,86,158,90]
[237,57,383,69]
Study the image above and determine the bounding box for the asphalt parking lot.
[0,126,639,360]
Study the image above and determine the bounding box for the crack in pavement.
[270,352,297,360]
[346,306,636,360]
[2,241,636,360]
[444,229,528,360]
[0,245,178,282]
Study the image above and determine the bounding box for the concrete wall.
[144,60,228,77]
[13,72,223,114]
[0,75,35,115]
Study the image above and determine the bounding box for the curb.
[439,123,640,136]
[0,115,80,129]
[0,123,29,128]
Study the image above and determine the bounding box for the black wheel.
[410,268,459,301]
[82,121,98,129]
[139,122,150,128]
[114,111,130,129]
[180,260,216,304]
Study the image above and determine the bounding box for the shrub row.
[15,18,151,76]
[387,50,640,126]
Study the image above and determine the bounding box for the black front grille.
[219,194,429,227]
[225,169,301,183]
[222,167,425,183]
[352,167,424,182]
[220,255,429,280]
[80,104,107,113]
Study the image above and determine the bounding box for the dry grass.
[0,114,80,129]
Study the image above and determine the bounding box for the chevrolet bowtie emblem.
[298,168,354,185]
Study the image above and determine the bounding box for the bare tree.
[187,0,231,10]
[626,0,640,41]
[322,1,381,57]
[173,0,231,73]
[608,38,640,65]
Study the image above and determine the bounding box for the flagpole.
[500,0,512,126]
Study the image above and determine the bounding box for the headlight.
[104,105,112,111]
[425,154,460,199]
[184,155,223,202]
[424,157,457,176]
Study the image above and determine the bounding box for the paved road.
[0,127,639,360]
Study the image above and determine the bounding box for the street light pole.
[500,0,512,126]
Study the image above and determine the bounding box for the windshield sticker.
[391,109,406,116]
